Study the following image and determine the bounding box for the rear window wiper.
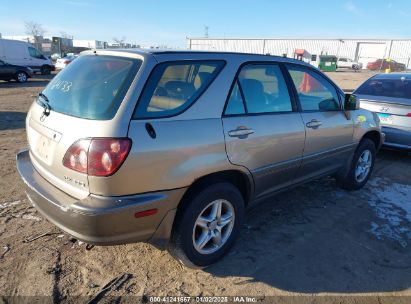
[38,92,52,117]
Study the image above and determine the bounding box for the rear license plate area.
[378,113,393,125]
[35,135,54,163]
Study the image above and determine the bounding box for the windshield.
[40,55,142,120]
[355,77,411,100]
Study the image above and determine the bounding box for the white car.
[55,55,78,70]
[337,57,363,70]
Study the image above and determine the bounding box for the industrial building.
[73,39,108,49]
[187,38,411,69]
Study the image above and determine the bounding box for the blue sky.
[1,0,411,47]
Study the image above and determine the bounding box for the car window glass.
[41,55,141,120]
[225,81,246,115]
[287,66,340,111]
[231,64,292,114]
[355,78,411,99]
[134,61,225,118]
[28,47,43,59]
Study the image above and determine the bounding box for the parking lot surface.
[0,71,410,302]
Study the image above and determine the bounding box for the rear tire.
[337,139,376,190]
[15,71,28,83]
[168,182,245,268]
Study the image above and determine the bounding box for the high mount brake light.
[63,138,131,176]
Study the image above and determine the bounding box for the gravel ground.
[0,70,410,303]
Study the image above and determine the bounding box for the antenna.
[204,25,209,38]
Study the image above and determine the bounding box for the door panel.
[5,42,28,66]
[297,111,354,181]
[286,64,354,182]
[223,63,306,198]
[223,114,305,197]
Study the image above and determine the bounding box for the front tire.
[337,139,376,190]
[168,183,245,268]
[15,71,28,83]
[41,65,51,75]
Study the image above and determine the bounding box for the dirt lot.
[0,71,410,303]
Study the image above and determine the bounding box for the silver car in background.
[355,73,411,150]
[17,50,382,267]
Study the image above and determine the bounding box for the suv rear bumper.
[16,149,186,248]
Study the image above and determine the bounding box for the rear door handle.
[228,127,255,138]
[306,119,322,129]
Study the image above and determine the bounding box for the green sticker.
[357,115,366,123]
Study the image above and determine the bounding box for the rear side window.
[41,55,141,120]
[287,66,340,111]
[225,64,293,115]
[134,61,225,118]
[355,78,411,99]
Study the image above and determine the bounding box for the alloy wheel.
[192,199,235,255]
[17,73,27,83]
[355,149,372,182]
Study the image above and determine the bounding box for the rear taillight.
[407,113,411,117]
[63,138,131,176]
[62,139,90,174]
[64,60,70,65]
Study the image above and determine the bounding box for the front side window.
[134,61,225,118]
[28,47,43,59]
[225,64,293,115]
[287,66,340,111]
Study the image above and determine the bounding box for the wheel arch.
[182,170,253,207]
[15,70,27,76]
[174,169,253,224]
[361,130,381,150]
[151,170,253,251]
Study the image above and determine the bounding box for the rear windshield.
[355,77,411,99]
[40,55,141,120]
[133,60,225,118]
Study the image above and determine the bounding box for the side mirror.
[344,94,360,110]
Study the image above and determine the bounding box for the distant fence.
[188,38,411,70]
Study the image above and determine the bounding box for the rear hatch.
[26,54,142,199]
[358,96,411,127]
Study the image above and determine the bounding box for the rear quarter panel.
[89,119,252,196]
